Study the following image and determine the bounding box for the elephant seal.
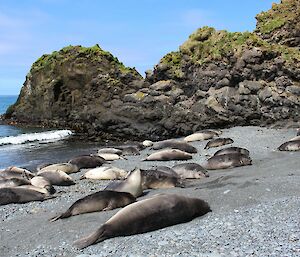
[204,138,234,149]
[97,153,126,161]
[140,169,184,189]
[121,146,140,156]
[0,187,53,205]
[288,135,300,142]
[73,193,211,249]
[105,168,143,197]
[278,140,300,151]
[69,155,106,169]
[38,163,79,174]
[213,147,250,157]
[152,139,197,154]
[81,166,127,180]
[98,148,123,155]
[0,178,31,188]
[49,190,136,222]
[203,153,252,170]
[17,185,50,195]
[37,170,75,186]
[30,176,56,194]
[154,166,179,177]
[184,131,217,142]
[144,149,192,161]
[172,163,209,179]
[2,166,35,179]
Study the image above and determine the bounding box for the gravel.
[0,126,299,257]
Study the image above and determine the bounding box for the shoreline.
[0,126,299,256]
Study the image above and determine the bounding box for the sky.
[0,0,280,95]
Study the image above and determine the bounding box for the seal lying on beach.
[98,148,123,155]
[97,153,125,161]
[204,138,234,149]
[30,176,56,194]
[172,163,209,179]
[49,190,136,222]
[68,155,106,169]
[140,169,184,189]
[105,168,143,197]
[0,178,31,188]
[38,163,79,174]
[278,140,300,151]
[203,153,252,170]
[0,166,35,180]
[184,130,219,142]
[81,166,127,180]
[0,187,53,205]
[213,147,250,157]
[73,193,211,249]
[143,149,192,161]
[152,139,197,154]
[37,170,75,186]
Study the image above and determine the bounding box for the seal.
[140,169,184,189]
[143,149,192,161]
[0,187,53,205]
[0,178,31,188]
[204,138,234,149]
[203,153,252,170]
[104,168,143,197]
[97,153,126,161]
[154,166,179,177]
[213,147,250,157]
[49,190,136,222]
[38,163,79,174]
[172,163,209,179]
[30,176,56,194]
[1,166,35,180]
[184,131,218,142]
[81,166,127,180]
[68,155,106,169]
[152,139,197,154]
[288,135,300,142]
[73,193,211,249]
[120,146,140,156]
[98,148,123,155]
[37,170,75,186]
[278,140,300,151]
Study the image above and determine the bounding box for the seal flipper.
[49,209,72,222]
[73,226,107,249]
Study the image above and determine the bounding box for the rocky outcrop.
[5,0,300,140]
[255,0,300,48]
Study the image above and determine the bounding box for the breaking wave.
[0,130,73,146]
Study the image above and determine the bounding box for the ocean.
[0,95,100,170]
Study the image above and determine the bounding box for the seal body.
[49,190,136,222]
[73,194,211,249]
[204,138,234,149]
[204,153,252,170]
[38,163,79,174]
[105,168,143,197]
[98,148,122,155]
[184,131,217,142]
[82,166,127,180]
[144,149,192,161]
[213,147,250,157]
[0,178,30,188]
[172,163,209,179]
[37,170,75,186]
[278,140,300,151]
[69,155,106,169]
[0,187,51,205]
[140,169,183,189]
[97,153,125,161]
[30,176,56,194]
[152,139,197,154]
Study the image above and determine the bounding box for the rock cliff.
[5,0,300,140]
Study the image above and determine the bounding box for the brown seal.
[144,149,192,161]
[73,193,211,249]
[278,140,300,151]
[213,147,250,157]
[172,163,209,179]
[68,155,106,169]
[203,153,252,170]
[49,190,136,222]
[152,139,197,153]
[204,138,234,149]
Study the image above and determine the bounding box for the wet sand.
[0,126,299,256]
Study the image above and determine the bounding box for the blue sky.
[0,0,279,95]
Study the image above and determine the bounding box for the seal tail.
[49,209,72,222]
[73,226,106,249]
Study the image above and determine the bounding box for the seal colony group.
[0,128,298,249]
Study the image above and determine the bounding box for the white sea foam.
[0,130,73,146]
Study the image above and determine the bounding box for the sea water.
[0,95,100,170]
